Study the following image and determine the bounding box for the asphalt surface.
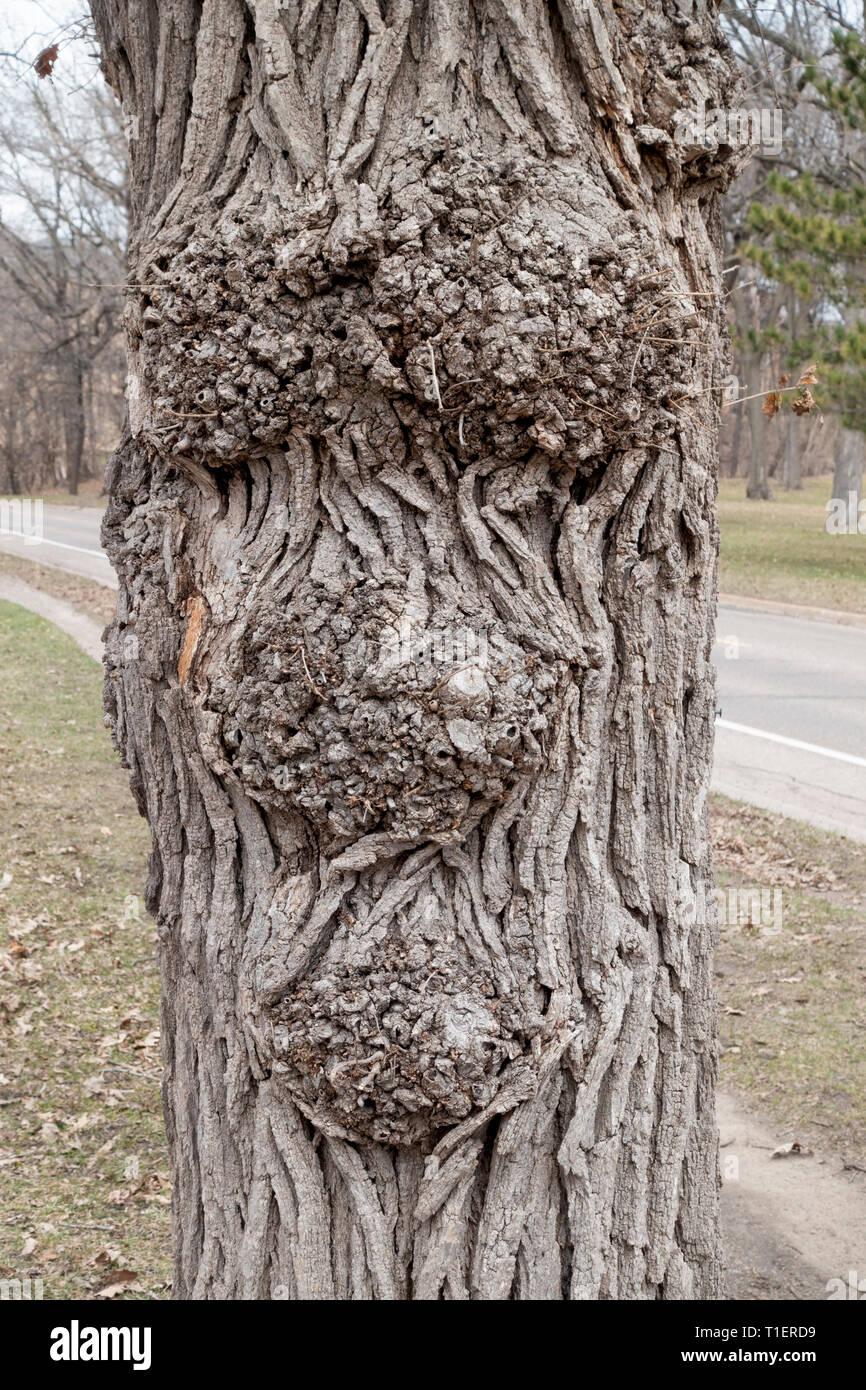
[1,504,862,841]
[0,501,116,587]
[713,603,866,843]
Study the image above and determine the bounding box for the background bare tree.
[0,70,127,493]
[721,0,866,498]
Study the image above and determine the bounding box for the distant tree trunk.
[783,411,801,490]
[92,0,743,1299]
[729,400,744,478]
[833,426,863,510]
[61,353,86,495]
[743,352,771,498]
[1,407,20,494]
[783,293,802,490]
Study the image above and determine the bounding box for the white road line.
[716,718,866,769]
[0,532,105,558]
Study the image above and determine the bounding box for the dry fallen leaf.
[771,1141,813,1159]
[94,1270,139,1299]
[762,391,782,418]
[93,1247,122,1268]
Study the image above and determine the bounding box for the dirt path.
[719,1090,866,1300]
[0,576,104,662]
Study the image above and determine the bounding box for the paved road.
[1,506,863,841]
[713,604,866,843]
[0,501,116,587]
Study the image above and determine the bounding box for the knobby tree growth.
[91,0,744,1299]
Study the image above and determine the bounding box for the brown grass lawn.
[719,473,866,614]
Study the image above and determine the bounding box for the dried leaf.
[762,392,782,418]
[797,363,819,385]
[94,1270,139,1299]
[791,387,816,416]
[778,373,790,387]
[33,44,59,80]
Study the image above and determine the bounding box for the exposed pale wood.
[91,0,745,1299]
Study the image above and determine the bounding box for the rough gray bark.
[92,0,743,1299]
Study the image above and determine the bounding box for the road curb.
[718,592,866,628]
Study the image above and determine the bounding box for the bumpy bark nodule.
[92,0,744,1298]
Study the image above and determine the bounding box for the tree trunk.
[833,425,863,511]
[728,399,744,479]
[783,293,802,490]
[743,352,771,499]
[783,410,801,490]
[92,0,743,1300]
[61,352,86,496]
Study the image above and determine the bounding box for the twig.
[161,407,219,420]
[427,342,443,411]
[442,377,483,396]
[569,395,618,419]
[292,645,332,704]
[630,308,664,388]
[105,1058,161,1083]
